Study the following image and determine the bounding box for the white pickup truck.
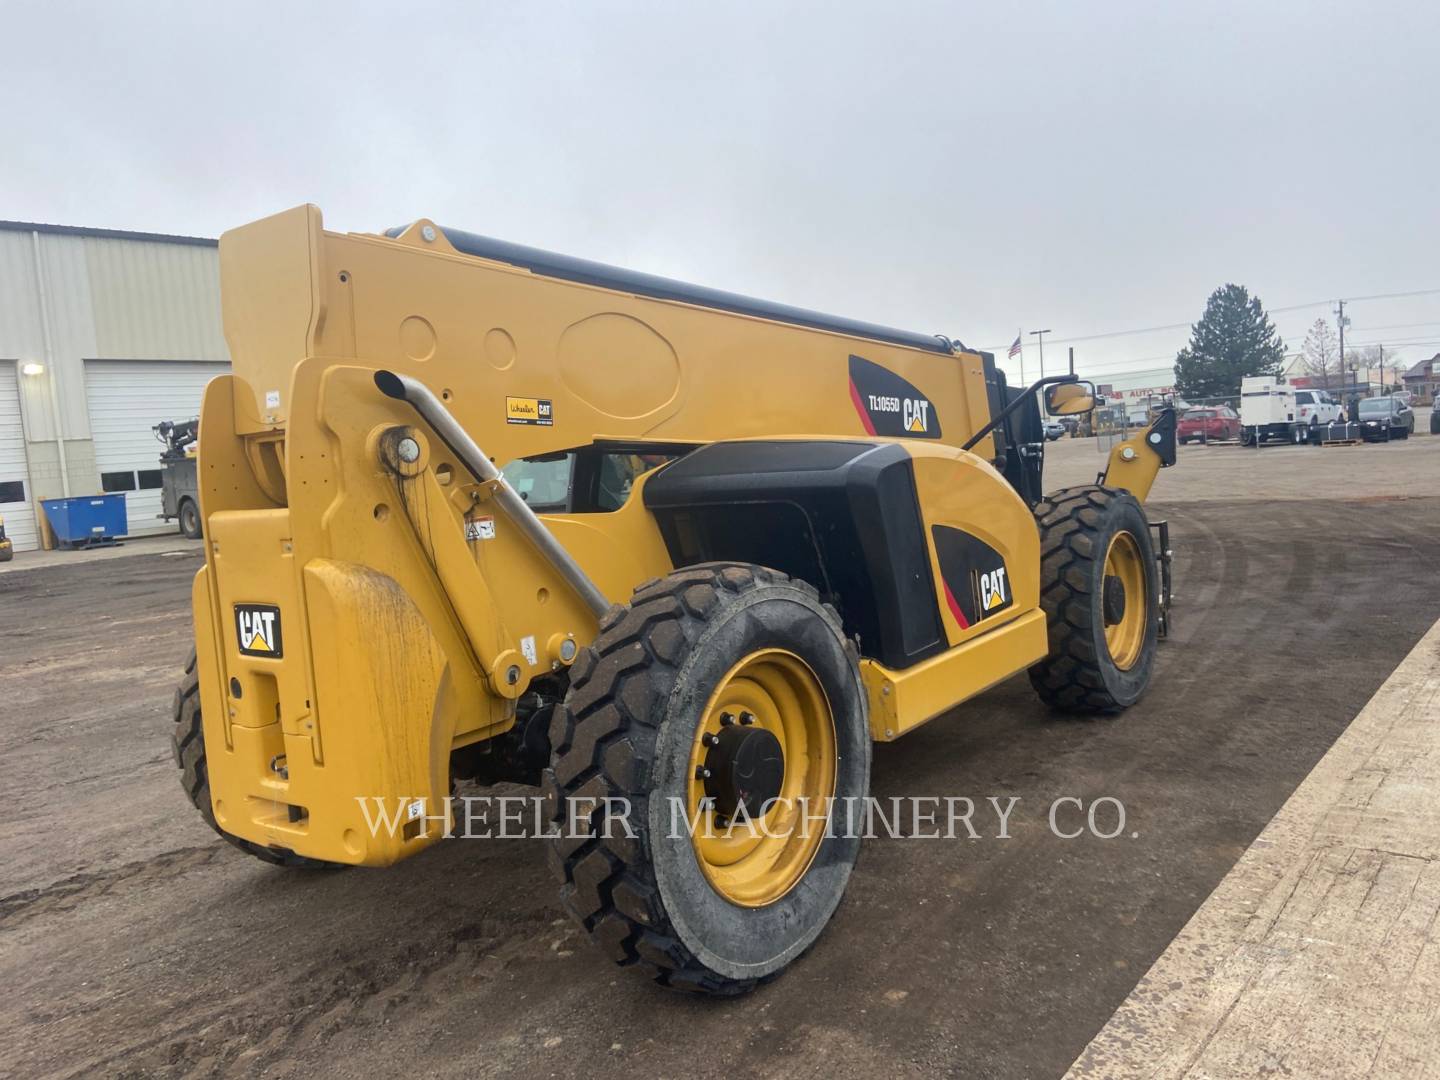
[1294,389,1342,429]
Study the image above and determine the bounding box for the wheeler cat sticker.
[847,355,941,438]
[235,603,283,658]
[931,526,1013,628]
[506,396,554,426]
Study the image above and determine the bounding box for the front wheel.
[545,563,869,995]
[1029,486,1160,714]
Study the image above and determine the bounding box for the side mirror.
[1044,380,1097,416]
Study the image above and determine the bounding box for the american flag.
[1008,335,1022,359]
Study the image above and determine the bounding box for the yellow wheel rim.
[1102,531,1147,671]
[686,649,837,908]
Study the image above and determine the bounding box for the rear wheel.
[172,649,342,869]
[1029,486,1160,714]
[545,563,869,995]
[178,498,202,539]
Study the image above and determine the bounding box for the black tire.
[172,649,342,869]
[1028,486,1160,714]
[544,563,869,995]
[178,498,202,539]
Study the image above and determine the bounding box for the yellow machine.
[173,206,1176,994]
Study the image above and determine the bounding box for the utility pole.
[1375,344,1382,393]
[1030,329,1051,381]
[1068,346,1075,376]
[1334,299,1348,395]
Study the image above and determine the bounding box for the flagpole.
[1018,328,1024,384]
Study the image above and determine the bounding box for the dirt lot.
[2,435,1438,1079]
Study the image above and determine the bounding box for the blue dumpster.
[41,493,128,548]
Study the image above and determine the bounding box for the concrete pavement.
[1068,616,1440,1079]
[0,531,198,575]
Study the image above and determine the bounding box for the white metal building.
[0,221,229,551]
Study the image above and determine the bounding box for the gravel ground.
[2,437,1438,1079]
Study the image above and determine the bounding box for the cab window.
[503,455,572,511]
[503,449,683,513]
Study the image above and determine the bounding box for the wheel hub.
[703,718,784,819]
[1102,574,1127,625]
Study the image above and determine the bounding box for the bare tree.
[1302,318,1339,389]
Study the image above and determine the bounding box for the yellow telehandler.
[173,206,1175,994]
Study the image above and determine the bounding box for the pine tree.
[1173,284,1286,400]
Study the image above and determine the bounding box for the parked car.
[1042,419,1066,441]
[1294,389,1342,430]
[1431,406,1440,435]
[1356,396,1415,441]
[1177,405,1240,443]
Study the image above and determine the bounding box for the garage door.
[0,364,39,552]
[83,360,229,536]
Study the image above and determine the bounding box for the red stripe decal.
[942,580,970,629]
[848,378,877,435]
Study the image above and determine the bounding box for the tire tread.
[1028,486,1155,715]
[545,562,830,996]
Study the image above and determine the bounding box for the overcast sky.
[4,1,1437,384]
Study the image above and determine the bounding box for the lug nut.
[695,766,712,780]
[739,711,755,726]
[719,712,736,726]
[702,732,719,747]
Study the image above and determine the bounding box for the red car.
[1177,405,1239,443]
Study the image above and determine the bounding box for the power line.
[981,286,1440,353]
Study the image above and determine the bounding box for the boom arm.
[1098,408,1177,502]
